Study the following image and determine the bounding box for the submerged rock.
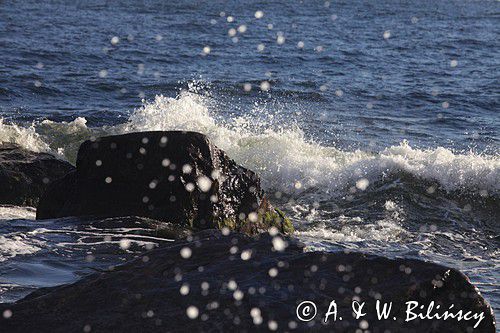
[36,131,293,234]
[0,144,74,206]
[0,230,494,332]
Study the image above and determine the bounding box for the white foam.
[0,119,50,152]
[0,206,36,221]
[0,235,43,262]
[37,117,93,159]
[297,200,407,245]
[377,142,499,193]
[117,90,499,195]
[1,87,498,196]
[0,207,39,261]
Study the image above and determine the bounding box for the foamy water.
[298,200,408,245]
[1,88,498,198]
[0,206,36,221]
[0,119,50,153]
[0,207,38,263]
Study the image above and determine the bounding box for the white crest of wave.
[119,91,499,194]
[38,117,91,158]
[0,119,50,152]
[378,143,499,193]
[1,89,498,195]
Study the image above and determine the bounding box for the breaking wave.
[0,119,50,153]
[0,86,498,197]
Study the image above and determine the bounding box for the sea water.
[0,0,498,313]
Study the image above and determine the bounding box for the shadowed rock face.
[0,144,75,206]
[0,230,494,333]
[36,131,293,234]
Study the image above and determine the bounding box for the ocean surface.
[0,0,498,315]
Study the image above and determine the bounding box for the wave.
[0,85,498,198]
[0,119,50,153]
[0,206,36,221]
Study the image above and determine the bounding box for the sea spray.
[0,88,498,197]
[0,119,50,153]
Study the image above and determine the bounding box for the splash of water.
[0,86,498,197]
[0,119,50,153]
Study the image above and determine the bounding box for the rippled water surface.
[0,0,498,314]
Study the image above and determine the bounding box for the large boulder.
[36,131,293,234]
[0,143,74,207]
[0,230,494,332]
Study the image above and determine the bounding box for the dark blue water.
[0,0,499,315]
[1,0,498,151]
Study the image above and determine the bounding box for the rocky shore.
[0,132,495,332]
[0,143,74,207]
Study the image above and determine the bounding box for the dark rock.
[36,131,293,234]
[0,230,495,332]
[0,143,75,206]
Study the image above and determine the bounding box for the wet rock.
[0,230,494,332]
[0,144,75,206]
[36,131,293,234]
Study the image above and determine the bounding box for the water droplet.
[186,306,199,319]
[180,247,192,259]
